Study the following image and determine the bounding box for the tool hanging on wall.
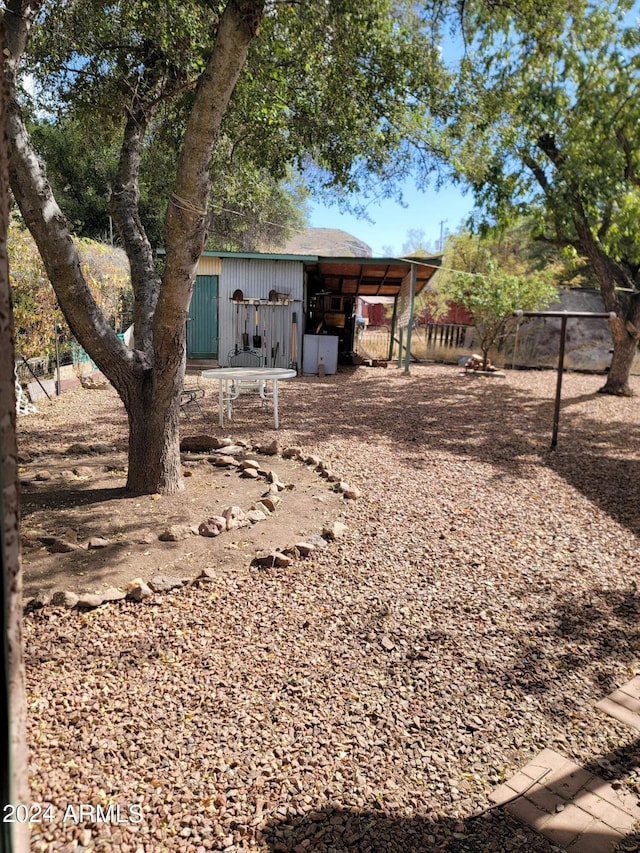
[289,311,298,373]
[269,301,276,365]
[242,303,249,350]
[232,289,243,354]
[253,304,262,349]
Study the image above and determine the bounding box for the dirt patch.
[18,399,344,599]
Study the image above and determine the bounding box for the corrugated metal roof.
[201,251,443,297]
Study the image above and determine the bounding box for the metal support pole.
[551,315,568,450]
[397,327,403,368]
[513,310,616,450]
[388,296,398,361]
[403,264,417,375]
[54,322,61,395]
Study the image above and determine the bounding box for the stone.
[86,537,110,549]
[17,451,32,464]
[282,545,300,558]
[213,455,238,467]
[183,469,194,477]
[24,589,52,610]
[148,574,183,593]
[258,440,279,456]
[51,590,79,608]
[198,516,226,537]
[198,567,220,580]
[246,510,267,523]
[306,533,328,549]
[76,593,105,609]
[100,587,127,602]
[211,445,245,456]
[180,435,223,452]
[240,468,259,479]
[253,501,272,515]
[323,521,349,540]
[267,471,287,490]
[65,443,91,455]
[380,635,395,651]
[241,459,262,470]
[282,446,302,459]
[44,537,82,553]
[260,496,280,512]
[295,542,316,557]
[35,470,52,481]
[90,443,115,454]
[274,552,292,567]
[222,505,248,530]
[253,550,276,568]
[305,454,322,468]
[126,579,153,602]
[72,466,93,478]
[158,524,192,542]
[338,482,361,500]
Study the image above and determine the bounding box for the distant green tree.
[435,229,558,369]
[446,0,640,394]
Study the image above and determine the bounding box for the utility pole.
[438,219,448,252]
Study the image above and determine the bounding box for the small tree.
[435,233,557,369]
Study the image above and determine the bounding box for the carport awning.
[303,254,443,297]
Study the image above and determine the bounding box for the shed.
[190,251,442,372]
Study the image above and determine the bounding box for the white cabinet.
[302,335,339,375]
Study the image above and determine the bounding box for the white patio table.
[201,367,297,429]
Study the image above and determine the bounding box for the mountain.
[276,228,372,257]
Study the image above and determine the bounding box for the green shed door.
[187,275,218,359]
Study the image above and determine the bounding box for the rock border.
[24,437,359,613]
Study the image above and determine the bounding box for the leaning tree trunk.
[572,205,639,396]
[0,28,30,851]
[599,291,640,397]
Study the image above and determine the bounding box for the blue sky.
[307,178,475,257]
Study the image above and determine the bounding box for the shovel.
[242,304,249,350]
[253,305,262,349]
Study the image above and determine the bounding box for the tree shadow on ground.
[259,792,640,852]
[501,585,640,723]
[277,367,640,535]
[545,411,640,539]
[259,805,559,853]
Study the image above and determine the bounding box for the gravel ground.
[22,364,640,852]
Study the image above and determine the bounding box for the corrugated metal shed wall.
[218,258,305,368]
[198,256,222,276]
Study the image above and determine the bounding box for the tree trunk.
[599,292,640,396]
[571,201,639,396]
[0,28,30,850]
[123,374,184,495]
[3,0,265,497]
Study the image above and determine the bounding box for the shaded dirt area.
[19,364,640,853]
[18,407,343,598]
